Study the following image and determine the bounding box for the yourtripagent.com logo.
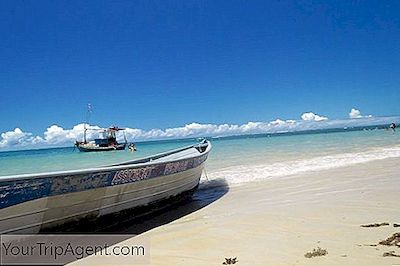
[0,234,150,265]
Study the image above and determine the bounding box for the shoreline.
[71,157,400,265]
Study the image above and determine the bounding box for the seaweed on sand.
[360,222,389,228]
[304,247,328,258]
[379,233,400,247]
[383,251,400,257]
[222,257,238,264]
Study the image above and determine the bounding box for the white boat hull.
[0,141,211,234]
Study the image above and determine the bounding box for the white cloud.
[301,112,328,121]
[0,128,43,148]
[43,124,103,144]
[349,108,371,119]
[349,108,362,119]
[0,113,398,150]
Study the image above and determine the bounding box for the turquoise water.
[208,128,400,168]
[0,139,197,176]
[1,129,399,183]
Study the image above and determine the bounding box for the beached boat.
[75,126,130,152]
[0,140,211,234]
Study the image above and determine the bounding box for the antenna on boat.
[84,103,93,143]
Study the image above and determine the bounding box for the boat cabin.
[95,127,120,147]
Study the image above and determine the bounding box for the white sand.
[71,158,400,265]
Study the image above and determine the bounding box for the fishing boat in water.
[75,126,131,152]
[0,140,211,234]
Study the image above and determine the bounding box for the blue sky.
[1,0,399,137]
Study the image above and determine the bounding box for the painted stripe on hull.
[0,168,198,223]
[0,153,207,210]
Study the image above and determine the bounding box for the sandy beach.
[70,156,400,265]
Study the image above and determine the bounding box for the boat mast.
[123,131,127,144]
[84,103,92,143]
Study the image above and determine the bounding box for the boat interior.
[110,141,209,167]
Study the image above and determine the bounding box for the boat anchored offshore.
[75,126,130,152]
[0,140,211,234]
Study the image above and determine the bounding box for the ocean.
[1,127,399,186]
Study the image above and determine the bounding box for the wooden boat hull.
[0,141,211,234]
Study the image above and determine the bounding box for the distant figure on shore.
[389,123,396,132]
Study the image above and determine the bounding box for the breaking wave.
[206,145,400,185]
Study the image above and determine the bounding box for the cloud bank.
[1,112,399,150]
[0,128,43,148]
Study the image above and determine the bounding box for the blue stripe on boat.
[0,154,208,210]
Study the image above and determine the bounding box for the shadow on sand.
[19,179,229,265]
[41,178,229,235]
[102,178,229,234]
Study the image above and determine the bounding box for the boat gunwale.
[0,141,211,182]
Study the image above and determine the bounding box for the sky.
[0,1,399,149]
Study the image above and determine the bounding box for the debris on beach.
[394,223,400,227]
[360,222,389,228]
[222,257,238,264]
[304,247,328,258]
[383,251,400,258]
[379,233,400,247]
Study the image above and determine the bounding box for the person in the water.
[389,123,396,131]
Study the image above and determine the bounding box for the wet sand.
[71,157,400,265]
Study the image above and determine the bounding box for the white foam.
[206,145,400,185]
